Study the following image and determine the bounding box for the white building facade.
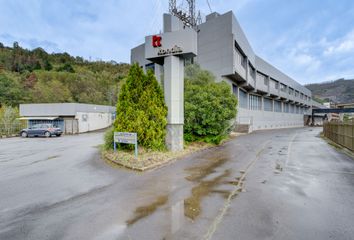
[20,103,115,134]
[131,11,313,132]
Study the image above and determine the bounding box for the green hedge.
[112,64,167,150]
[184,64,238,144]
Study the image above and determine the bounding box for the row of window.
[236,88,308,114]
[233,43,311,102]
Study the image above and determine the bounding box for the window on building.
[274,100,282,112]
[264,98,273,111]
[289,104,294,113]
[288,87,294,95]
[256,72,268,85]
[232,84,238,96]
[235,46,247,69]
[274,81,279,89]
[239,89,248,109]
[145,63,155,72]
[300,107,304,114]
[264,77,269,86]
[249,66,256,80]
[280,84,286,92]
[249,94,262,110]
[184,57,194,65]
[284,103,289,113]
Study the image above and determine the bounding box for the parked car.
[20,124,63,138]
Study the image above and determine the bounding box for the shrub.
[0,105,20,136]
[112,64,167,150]
[184,64,238,144]
[103,127,114,150]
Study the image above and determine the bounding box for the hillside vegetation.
[0,42,130,107]
[305,79,354,103]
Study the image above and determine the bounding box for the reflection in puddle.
[210,190,231,198]
[184,170,230,220]
[185,158,228,182]
[170,200,184,235]
[126,195,168,225]
[183,157,234,220]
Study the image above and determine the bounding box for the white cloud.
[324,30,354,55]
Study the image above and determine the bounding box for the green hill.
[305,79,354,104]
[0,42,130,107]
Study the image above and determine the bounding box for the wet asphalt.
[0,127,353,240]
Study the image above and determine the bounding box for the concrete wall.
[238,108,304,131]
[76,112,113,133]
[197,12,234,80]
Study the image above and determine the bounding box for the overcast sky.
[0,0,354,84]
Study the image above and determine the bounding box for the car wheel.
[21,131,28,138]
[44,131,51,138]
[56,134,61,137]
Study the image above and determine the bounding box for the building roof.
[20,103,115,117]
[336,102,354,108]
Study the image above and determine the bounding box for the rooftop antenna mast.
[169,0,176,13]
[187,0,196,27]
[169,0,199,29]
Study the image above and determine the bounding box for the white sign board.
[113,132,138,157]
[145,28,197,61]
[114,132,137,144]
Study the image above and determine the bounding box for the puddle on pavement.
[126,195,168,226]
[210,190,231,198]
[184,170,230,220]
[126,156,241,232]
[182,157,245,220]
[225,180,239,186]
[184,157,228,182]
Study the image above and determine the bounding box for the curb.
[102,132,248,172]
[103,144,216,172]
[321,135,354,159]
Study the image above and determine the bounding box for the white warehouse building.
[131,10,314,132]
[19,103,115,134]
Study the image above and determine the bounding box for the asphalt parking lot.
[1,128,354,240]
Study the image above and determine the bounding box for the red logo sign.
[152,35,162,48]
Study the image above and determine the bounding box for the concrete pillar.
[164,55,184,151]
[272,99,275,112]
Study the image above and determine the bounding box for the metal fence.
[0,122,27,137]
[323,120,354,151]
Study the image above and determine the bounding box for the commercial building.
[19,103,115,134]
[131,11,313,132]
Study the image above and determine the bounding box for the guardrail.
[323,120,354,151]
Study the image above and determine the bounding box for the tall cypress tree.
[114,64,167,150]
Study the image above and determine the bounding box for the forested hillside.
[0,42,130,107]
[305,79,354,104]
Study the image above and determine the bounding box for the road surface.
[0,127,353,240]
